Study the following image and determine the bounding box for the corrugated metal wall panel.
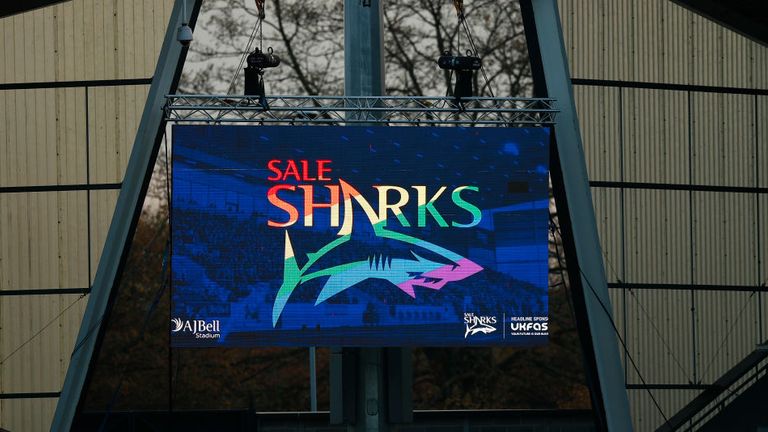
[592,188,623,282]
[755,47,768,92]
[692,192,757,286]
[0,1,174,430]
[659,1,690,86]
[623,88,689,184]
[0,0,170,84]
[574,86,621,182]
[607,289,626,365]
[87,85,150,184]
[624,190,691,284]
[0,192,89,292]
[0,88,88,188]
[0,295,88,393]
[90,189,120,279]
[604,0,631,83]
[0,398,59,432]
[760,194,767,344]
[759,96,767,189]
[691,93,756,187]
[561,0,767,429]
[624,289,693,384]
[695,291,761,383]
[761,196,767,287]
[564,0,768,90]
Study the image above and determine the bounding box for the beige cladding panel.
[624,189,691,284]
[0,295,88,394]
[0,1,174,431]
[90,189,121,281]
[0,0,173,84]
[607,290,625,355]
[574,85,621,182]
[559,0,768,90]
[691,93,757,188]
[591,188,623,282]
[622,89,689,185]
[760,96,768,189]
[88,85,150,184]
[559,0,767,430]
[761,196,767,287]
[692,192,758,286]
[0,192,89,291]
[0,88,88,188]
[623,289,693,385]
[0,398,59,432]
[695,291,762,383]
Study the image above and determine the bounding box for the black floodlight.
[437,51,482,100]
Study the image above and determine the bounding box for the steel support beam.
[51,1,201,430]
[330,2,412,431]
[520,0,633,430]
[338,2,387,431]
[344,0,384,97]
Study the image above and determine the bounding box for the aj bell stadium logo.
[171,318,221,339]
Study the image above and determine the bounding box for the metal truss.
[164,94,557,126]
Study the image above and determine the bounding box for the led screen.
[171,125,549,347]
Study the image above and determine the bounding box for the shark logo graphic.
[463,313,497,338]
[271,225,483,327]
[270,178,484,326]
[464,320,497,338]
[171,318,184,332]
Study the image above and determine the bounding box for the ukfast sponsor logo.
[508,316,548,336]
[463,312,497,338]
[171,318,221,339]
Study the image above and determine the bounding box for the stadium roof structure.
[671,0,768,46]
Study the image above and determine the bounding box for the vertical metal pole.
[357,348,385,432]
[342,2,386,429]
[520,0,633,430]
[309,346,318,411]
[333,2,412,431]
[344,0,384,97]
[346,1,385,428]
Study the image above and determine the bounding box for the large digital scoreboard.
[171,125,549,347]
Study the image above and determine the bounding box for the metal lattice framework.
[164,95,557,126]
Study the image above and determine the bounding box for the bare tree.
[181,0,531,97]
[183,0,344,94]
[383,0,531,96]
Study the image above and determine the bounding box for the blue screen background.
[171,125,549,347]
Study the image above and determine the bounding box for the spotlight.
[246,47,281,69]
[437,51,482,100]
[244,47,281,108]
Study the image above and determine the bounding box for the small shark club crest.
[463,312,497,338]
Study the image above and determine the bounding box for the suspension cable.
[227,17,262,95]
[459,16,494,97]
